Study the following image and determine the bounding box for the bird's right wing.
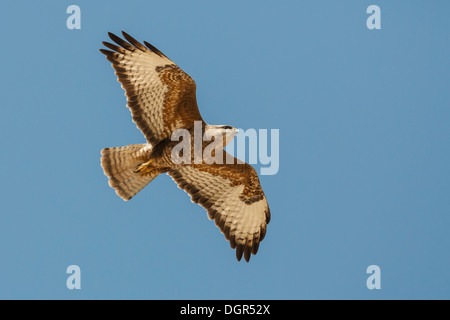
[168,159,271,262]
[100,32,204,145]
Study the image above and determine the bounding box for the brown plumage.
[100,32,270,262]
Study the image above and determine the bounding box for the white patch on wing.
[112,48,173,140]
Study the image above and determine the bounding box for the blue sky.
[0,1,449,299]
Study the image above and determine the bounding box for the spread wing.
[168,156,271,262]
[100,31,205,145]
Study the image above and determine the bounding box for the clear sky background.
[0,1,449,299]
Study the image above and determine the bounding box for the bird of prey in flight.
[99,32,270,262]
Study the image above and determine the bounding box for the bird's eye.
[222,126,233,130]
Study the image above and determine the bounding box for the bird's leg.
[134,159,154,174]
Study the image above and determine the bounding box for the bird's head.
[204,125,239,147]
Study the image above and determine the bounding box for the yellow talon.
[134,159,154,173]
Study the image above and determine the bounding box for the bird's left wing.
[168,159,271,262]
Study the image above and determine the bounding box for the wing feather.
[168,160,270,262]
[100,32,204,145]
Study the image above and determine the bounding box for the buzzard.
[99,32,270,262]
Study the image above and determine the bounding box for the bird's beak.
[234,128,240,133]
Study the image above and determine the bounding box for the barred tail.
[100,144,160,201]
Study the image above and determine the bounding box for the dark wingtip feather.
[121,31,147,51]
[252,242,260,255]
[230,237,236,249]
[265,208,271,224]
[244,246,251,262]
[107,32,119,42]
[102,41,124,53]
[99,49,117,64]
[121,30,132,38]
[108,32,134,51]
[143,40,168,59]
[99,49,113,56]
[236,245,244,262]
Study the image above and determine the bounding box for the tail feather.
[100,144,161,200]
